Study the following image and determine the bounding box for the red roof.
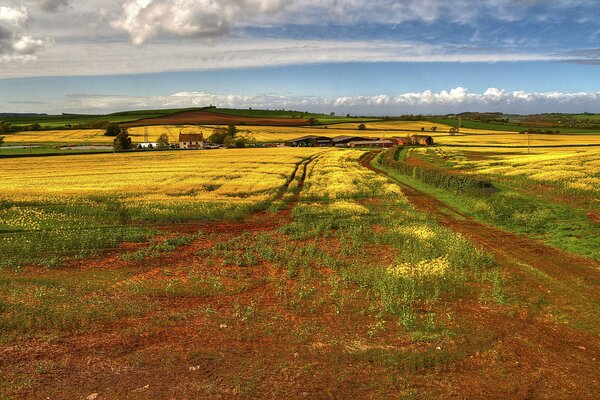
[179,133,204,142]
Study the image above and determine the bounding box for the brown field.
[128,111,311,127]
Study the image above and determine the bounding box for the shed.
[410,135,434,146]
[179,133,205,149]
[285,135,333,147]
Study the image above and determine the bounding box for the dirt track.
[127,111,310,127]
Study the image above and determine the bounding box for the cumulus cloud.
[57,88,600,115]
[0,6,50,61]
[114,0,289,45]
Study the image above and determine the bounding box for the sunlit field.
[437,132,600,146]
[0,148,324,267]
[446,147,600,194]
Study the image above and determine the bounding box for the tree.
[113,130,133,151]
[208,130,228,144]
[104,123,122,137]
[330,112,335,116]
[420,127,425,132]
[358,123,366,130]
[431,126,437,132]
[308,118,317,126]
[156,133,170,149]
[30,123,41,131]
[227,124,237,137]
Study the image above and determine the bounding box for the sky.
[1,0,600,115]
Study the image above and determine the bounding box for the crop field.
[437,132,600,146]
[0,145,599,399]
[0,148,322,268]
[385,145,600,259]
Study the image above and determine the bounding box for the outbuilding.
[390,137,412,146]
[332,136,376,147]
[285,135,333,147]
[348,140,394,148]
[410,135,434,146]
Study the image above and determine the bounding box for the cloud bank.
[59,87,600,115]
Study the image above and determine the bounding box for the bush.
[358,123,366,130]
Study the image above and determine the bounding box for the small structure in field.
[285,135,333,147]
[179,132,205,149]
[332,136,376,147]
[390,137,412,146]
[137,142,157,149]
[410,135,434,146]
[348,139,394,148]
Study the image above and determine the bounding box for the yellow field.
[0,148,326,207]
[2,129,109,144]
[437,133,600,146]
[432,146,600,194]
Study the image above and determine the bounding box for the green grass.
[376,148,600,261]
[429,117,600,134]
[0,107,208,128]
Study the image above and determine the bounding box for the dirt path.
[361,151,600,397]
[363,152,600,284]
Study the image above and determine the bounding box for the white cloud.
[0,38,562,78]
[0,5,50,62]
[114,0,289,45]
[54,87,600,115]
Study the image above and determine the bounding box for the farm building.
[179,133,205,149]
[285,135,333,147]
[332,136,376,147]
[410,135,434,146]
[390,137,412,146]
[348,140,394,148]
[136,142,158,149]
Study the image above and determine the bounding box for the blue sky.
[1,0,600,114]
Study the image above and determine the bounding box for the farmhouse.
[179,133,205,149]
[348,140,394,148]
[285,135,333,147]
[332,136,375,147]
[410,135,434,146]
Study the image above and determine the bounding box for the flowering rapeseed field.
[0,148,325,267]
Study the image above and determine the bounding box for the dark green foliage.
[113,130,133,151]
[156,133,170,149]
[104,123,122,137]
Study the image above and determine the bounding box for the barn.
[285,135,333,147]
[410,135,434,146]
[179,133,205,149]
[332,136,376,147]
[390,137,412,146]
[348,140,394,148]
